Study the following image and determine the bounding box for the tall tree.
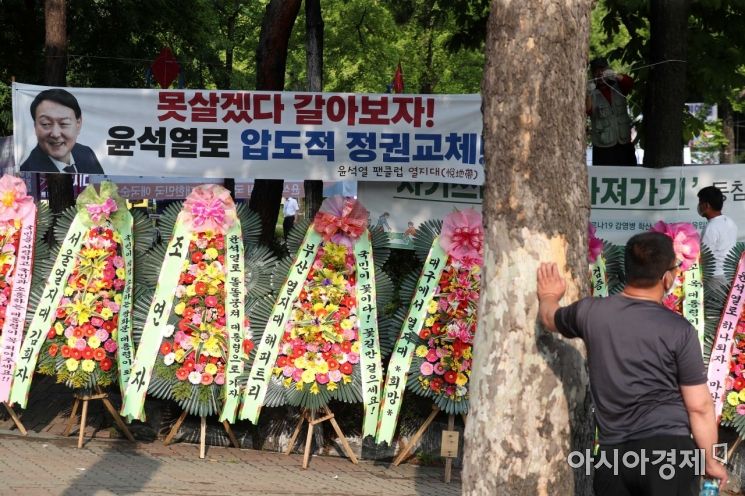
[44,0,74,213]
[304,0,324,220]
[464,0,593,494]
[249,0,301,245]
[642,0,690,167]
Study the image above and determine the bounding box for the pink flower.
[434,363,446,375]
[439,209,484,264]
[292,368,303,382]
[316,373,330,384]
[95,329,109,341]
[112,256,125,268]
[104,340,118,353]
[214,373,225,385]
[587,223,604,263]
[426,349,438,363]
[282,366,295,377]
[205,295,218,307]
[420,362,434,376]
[347,352,360,364]
[90,317,104,328]
[649,221,700,271]
[75,338,87,351]
[86,197,118,223]
[328,370,342,383]
[737,404,745,416]
[0,175,35,223]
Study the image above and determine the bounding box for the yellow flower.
[315,361,329,374]
[54,322,65,336]
[424,316,436,327]
[65,358,79,372]
[342,375,352,384]
[205,247,218,260]
[100,307,113,320]
[728,391,740,406]
[309,382,320,395]
[186,285,196,297]
[207,283,219,296]
[69,292,97,324]
[301,369,316,383]
[739,390,745,403]
[427,300,438,314]
[205,363,218,375]
[327,381,338,391]
[81,359,96,373]
[456,373,468,386]
[351,341,361,354]
[112,231,121,243]
[294,357,309,369]
[67,337,78,348]
[116,267,126,280]
[64,286,75,297]
[174,302,186,316]
[282,377,293,389]
[88,336,101,349]
[114,294,122,305]
[340,319,353,331]
[312,302,326,313]
[463,347,473,360]
[295,381,304,391]
[174,349,186,363]
[415,345,428,358]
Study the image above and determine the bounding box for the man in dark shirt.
[537,232,727,495]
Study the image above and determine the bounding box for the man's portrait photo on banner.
[19,88,103,175]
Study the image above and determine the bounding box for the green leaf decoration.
[413,219,443,262]
[603,241,625,295]
[155,201,184,246]
[52,205,78,246]
[370,226,391,267]
[139,243,167,289]
[132,208,155,254]
[236,202,262,248]
[286,218,313,256]
[244,244,279,301]
[132,286,155,347]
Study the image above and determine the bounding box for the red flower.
[430,377,443,392]
[419,328,431,340]
[184,359,196,371]
[178,319,191,332]
[183,307,195,319]
[243,339,254,355]
[341,341,352,353]
[61,345,71,358]
[93,348,106,361]
[82,348,94,360]
[47,328,57,340]
[738,354,745,365]
[56,308,67,319]
[276,355,288,367]
[176,368,189,381]
[48,344,59,357]
[201,373,214,385]
[443,370,458,384]
[735,377,745,391]
[339,362,353,375]
[191,252,203,263]
[71,349,82,361]
[100,358,113,372]
[72,328,84,338]
[160,342,172,355]
[195,282,207,295]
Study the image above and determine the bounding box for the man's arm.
[537,262,566,333]
[680,384,728,486]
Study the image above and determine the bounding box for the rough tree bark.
[463,1,593,495]
[44,0,74,213]
[720,100,735,164]
[249,0,302,245]
[642,0,690,167]
[304,0,324,220]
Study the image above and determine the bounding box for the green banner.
[354,230,383,438]
[120,217,191,420]
[219,222,246,423]
[590,255,608,298]
[375,238,447,445]
[239,229,321,424]
[8,216,87,408]
[114,212,135,399]
[682,260,705,348]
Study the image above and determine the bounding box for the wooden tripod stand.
[393,406,466,483]
[163,410,241,459]
[63,387,135,448]
[285,406,359,469]
[2,402,27,435]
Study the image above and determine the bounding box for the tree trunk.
[720,100,735,164]
[44,0,74,213]
[304,0,324,219]
[250,0,301,245]
[642,0,690,167]
[464,1,593,495]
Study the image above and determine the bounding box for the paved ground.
[0,429,460,496]
[0,377,460,496]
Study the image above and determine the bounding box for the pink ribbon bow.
[439,209,484,265]
[313,196,368,246]
[86,197,118,223]
[183,184,235,233]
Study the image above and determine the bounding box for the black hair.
[697,186,725,211]
[589,57,609,71]
[624,232,676,288]
[29,88,82,121]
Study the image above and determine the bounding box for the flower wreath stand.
[63,386,135,448]
[8,182,148,447]
[377,210,482,483]
[122,184,270,459]
[0,175,52,435]
[239,196,394,469]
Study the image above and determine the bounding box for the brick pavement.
[0,430,461,496]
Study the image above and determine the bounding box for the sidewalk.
[0,377,461,496]
[0,430,460,496]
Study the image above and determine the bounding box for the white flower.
[163,352,175,366]
[188,371,202,385]
[162,324,175,338]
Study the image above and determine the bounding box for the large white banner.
[358,165,745,248]
[12,83,482,184]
